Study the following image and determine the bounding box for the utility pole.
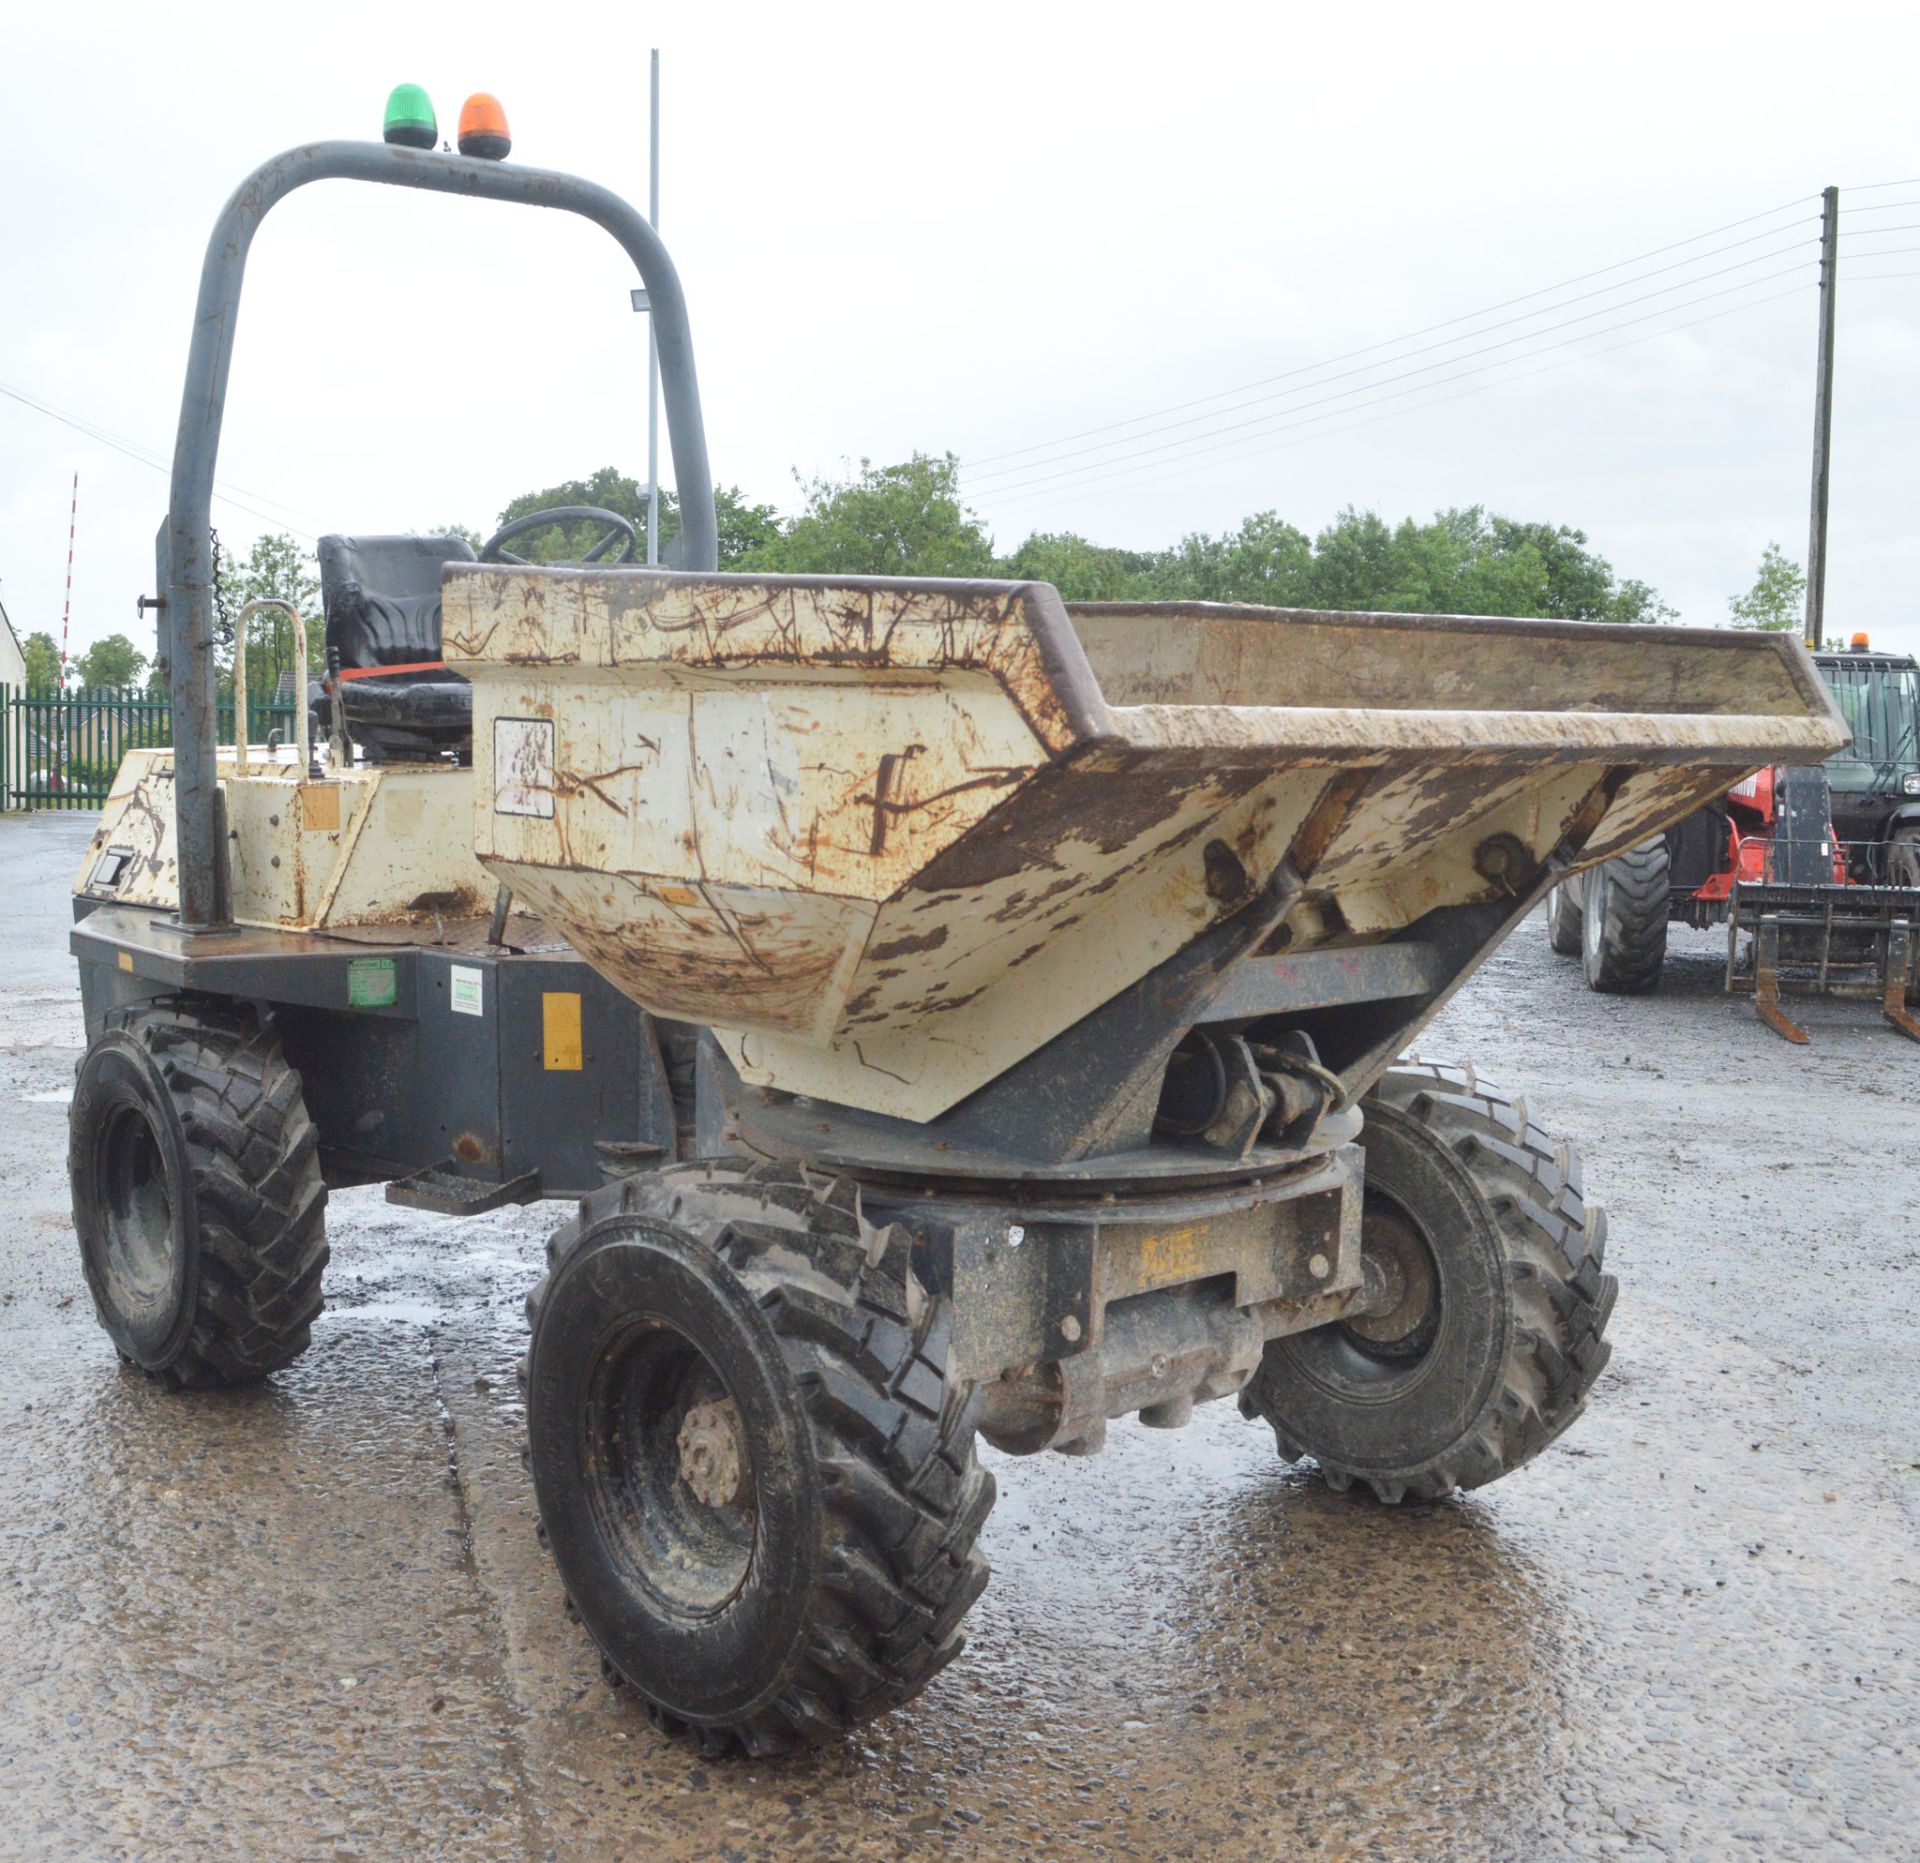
[646,48,662,566]
[59,471,78,690]
[1804,184,1838,648]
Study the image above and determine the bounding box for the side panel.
[78,758,492,932]
[496,959,674,1191]
[74,916,672,1199]
[278,950,671,1197]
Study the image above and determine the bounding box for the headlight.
[1905,773,1920,796]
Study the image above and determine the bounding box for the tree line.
[13,455,1809,694]
[491,453,1806,629]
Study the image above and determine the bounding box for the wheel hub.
[676,1396,749,1510]
[1346,1204,1438,1348]
[99,1104,175,1308]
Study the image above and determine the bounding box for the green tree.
[742,454,995,577]
[1727,542,1806,631]
[1300,507,1398,610]
[21,630,61,690]
[216,532,324,709]
[711,488,787,567]
[997,530,1160,601]
[74,633,148,689]
[1159,505,1682,623]
[495,453,1681,630]
[1606,578,1680,626]
[1148,512,1316,604]
[1482,516,1612,617]
[495,468,781,567]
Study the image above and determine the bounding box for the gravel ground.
[1,810,1915,1860]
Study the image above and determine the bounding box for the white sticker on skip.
[450,965,484,1017]
[494,716,556,819]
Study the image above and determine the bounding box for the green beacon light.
[382,83,438,150]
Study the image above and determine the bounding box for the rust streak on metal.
[1287,770,1372,879]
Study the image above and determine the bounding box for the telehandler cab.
[66,108,1849,1754]
[1547,643,1920,1041]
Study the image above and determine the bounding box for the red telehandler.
[1547,641,1920,1042]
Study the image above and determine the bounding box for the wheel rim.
[94,1101,175,1314]
[1283,1188,1444,1399]
[584,1319,757,1617]
[1583,870,1607,960]
[1892,838,1920,888]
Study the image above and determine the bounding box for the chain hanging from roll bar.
[209,528,228,640]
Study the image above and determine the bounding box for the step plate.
[385,1165,541,1216]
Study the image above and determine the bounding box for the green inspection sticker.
[346,956,398,1009]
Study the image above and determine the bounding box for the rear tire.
[1581,838,1670,993]
[523,1161,993,1754]
[69,997,329,1388]
[1240,1062,1616,1503]
[1546,879,1583,956]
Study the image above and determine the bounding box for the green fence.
[0,684,297,811]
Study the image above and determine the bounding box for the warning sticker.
[450,964,484,1017]
[493,717,555,818]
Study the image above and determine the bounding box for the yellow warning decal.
[1138,1226,1207,1290]
[542,992,583,1071]
[299,782,342,833]
[117,951,134,973]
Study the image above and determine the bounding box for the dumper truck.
[63,109,1849,1754]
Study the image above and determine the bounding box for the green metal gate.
[0,685,295,811]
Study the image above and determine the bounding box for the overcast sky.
[3,0,1918,667]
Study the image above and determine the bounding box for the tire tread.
[1583,838,1670,993]
[99,998,329,1389]
[1246,1060,1615,1504]
[524,1159,992,1754]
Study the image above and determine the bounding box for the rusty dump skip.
[443,569,1847,1121]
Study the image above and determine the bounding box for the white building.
[0,595,24,690]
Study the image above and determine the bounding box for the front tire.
[1582,838,1670,993]
[1241,1062,1616,1503]
[69,997,329,1388]
[523,1162,993,1755]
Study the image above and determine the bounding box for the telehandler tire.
[1545,879,1583,956]
[69,997,329,1388]
[522,1161,993,1755]
[1241,1062,1615,1503]
[1581,838,1669,993]
[1889,826,1920,890]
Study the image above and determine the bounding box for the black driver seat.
[317,533,476,762]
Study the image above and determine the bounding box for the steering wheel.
[479,505,640,567]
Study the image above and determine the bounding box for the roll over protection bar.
[161,140,717,928]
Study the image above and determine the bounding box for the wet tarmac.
[2,810,1915,1860]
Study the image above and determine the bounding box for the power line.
[974,260,1817,502]
[1841,175,1920,192]
[1840,199,1920,213]
[0,378,321,538]
[990,282,1810,521]
[961,192,1815,471]
[965,227,1818,492]
[986,281,1812,521]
